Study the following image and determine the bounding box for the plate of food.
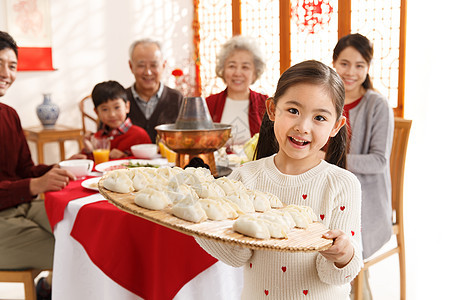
[81,177,101,191]
[95,158,173,173]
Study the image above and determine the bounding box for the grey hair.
[128,38,164,61]
[215,35,266,84]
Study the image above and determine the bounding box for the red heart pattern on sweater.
[264,289,269,296]
[351,231,355,236]
[281,266,286,272]
[302,194,307,200]
[340,206,345,211]
[303,290,308,295]
[320,214,325,220]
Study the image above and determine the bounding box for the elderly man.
[0,31,75,300]
[127,39,183,143]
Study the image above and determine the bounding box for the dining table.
[44,169,244,299]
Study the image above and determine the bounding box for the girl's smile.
[267,83,345,174]
[288,135,310,148]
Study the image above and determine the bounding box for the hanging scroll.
[5,0,55,71]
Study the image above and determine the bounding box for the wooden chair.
[353,117,412,300]
[0,269,43,300]
[79,95,99,135]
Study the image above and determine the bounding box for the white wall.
[1,1,449,298]
[0,0,193,163]
[402,1,450,299]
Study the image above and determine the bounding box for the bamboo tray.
[99,178,333,252]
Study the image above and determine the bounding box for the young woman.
[333,33,395,260]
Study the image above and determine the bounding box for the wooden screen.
[240,0,280,97]
[194,0,406,116]
[350,0,405,116]
[196,0,233,97]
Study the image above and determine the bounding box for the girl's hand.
[319,230,354,268]
[109,148,126,159]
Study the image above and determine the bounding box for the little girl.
[196,60,362,299]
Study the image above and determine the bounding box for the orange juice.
[93,149,110,164]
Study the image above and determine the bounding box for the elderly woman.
[206,35,267,146]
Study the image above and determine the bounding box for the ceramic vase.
[36,93,59,128]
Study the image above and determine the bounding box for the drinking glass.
[92,136,110,164]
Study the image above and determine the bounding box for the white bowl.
[131,144,158,159]
[59,159,94,179]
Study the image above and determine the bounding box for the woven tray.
[99,178,332,252]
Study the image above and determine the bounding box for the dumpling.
[171,199,207,223]
[215,177,246,195]
[247,190,271,212]
[259,218,289,239]
[168,166,185,176]
[140,168,170,185]
[224,193,255,213]
[103,169,134,193]
[219,197,245,215]
[233,215,270,239]
[184,167,215,182]
[199,198,238,221]
[128,168,152,191]
[156,166,183,180]
[284,204,318,223]
[134,187,171,210]
[194,182,226,199]
[297,205,318,222]
[266,192,284,208]
[265,209,296,229]
[170,170,202,189]
[281,207,311,229]
[138,166,158,176]
[165,183,199,204]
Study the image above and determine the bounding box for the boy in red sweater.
[72,80,151,160]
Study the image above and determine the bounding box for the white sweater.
[196,156,363,300]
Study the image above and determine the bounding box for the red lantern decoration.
[291,0,334,34]
[171,68,184,77]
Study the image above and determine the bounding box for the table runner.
[70,200,218,300]
[45,176,98,230]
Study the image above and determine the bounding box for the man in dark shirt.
[126,39,183,143]
[0,31,74,299]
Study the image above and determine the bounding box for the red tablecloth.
[71,201,217,299]
[45,177,219,300]
[45,177,98,230]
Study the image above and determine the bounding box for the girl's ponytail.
[325,123,347,169]
[254,112,278,159]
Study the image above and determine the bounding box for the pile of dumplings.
[102,167,317,239]
[233,205,317,239]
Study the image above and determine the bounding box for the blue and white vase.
[36,93,59,128]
